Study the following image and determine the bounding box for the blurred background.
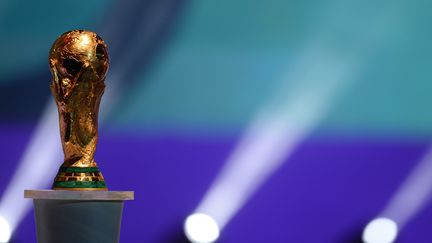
[1,0,432,242]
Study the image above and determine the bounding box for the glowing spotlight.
[188,0,406,236]
[362,218,398,243]
[192,47,356,231]
[0,216,11,243]
[378,147,432,230]
[184,213,220,243]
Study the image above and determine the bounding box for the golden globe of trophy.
[25,30,133,243]
[49,30,108,190]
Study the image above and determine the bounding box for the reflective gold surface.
[49,30,109,190]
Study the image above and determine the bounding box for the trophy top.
[49,30,109,81]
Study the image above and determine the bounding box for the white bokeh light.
[184,213,220,243]
[362,218,398,243]
[0,216,11,243]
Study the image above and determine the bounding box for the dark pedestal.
[25,190,134,243]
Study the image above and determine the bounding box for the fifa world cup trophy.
[49,30,109,190]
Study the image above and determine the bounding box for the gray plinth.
[25,190,134,243]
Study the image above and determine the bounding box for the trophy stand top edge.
[24,190,134,201]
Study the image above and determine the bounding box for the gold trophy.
[49,30,109,190]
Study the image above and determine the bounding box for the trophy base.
[25,190,134,243]
[53,166,107,190]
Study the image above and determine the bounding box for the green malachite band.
[59,167,100,173]
[53,181,107,188]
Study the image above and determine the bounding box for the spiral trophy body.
[49,30,109,190]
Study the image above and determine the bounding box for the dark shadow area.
[158,220,191,243]
[165,232,191,243]
[0,70,50,120]
[336,221,367,243]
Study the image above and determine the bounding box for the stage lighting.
[362,217,398,243]
[0,216,11,243]
[184,213,220,243]
[378,147,432,231]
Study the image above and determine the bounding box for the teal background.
[1,0,432,136]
